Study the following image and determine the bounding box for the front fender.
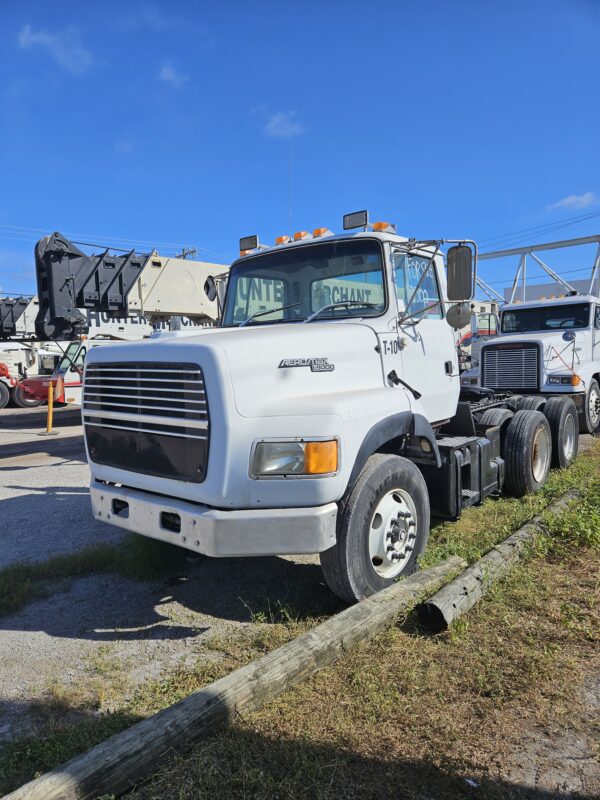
[348,412,440,488]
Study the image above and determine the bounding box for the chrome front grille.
[83,362,209,483]
[481,344,539,391]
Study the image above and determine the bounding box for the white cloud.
[263,110,304,139]
[122,4,213,45]
[548,191,599,212]
[115,139,135,154]
[251,106,305,138]
[18,24,93,75]
[158,61,189,90]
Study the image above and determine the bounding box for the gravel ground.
[0,407,126,569]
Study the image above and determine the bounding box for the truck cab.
[84,215,577,602]
[465,295,600,433]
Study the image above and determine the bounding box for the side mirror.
[446,302,471,330]
[447,244,474,302]
[204,275,217,302]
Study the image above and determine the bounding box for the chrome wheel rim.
[369,489,417,579]
[532,426,550,483]
[589,386,600,428]
[563,413,576,460]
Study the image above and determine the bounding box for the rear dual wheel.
[503,410,551,497]
[544,397,578,468]
[0,382,9,410]
[320,454,429,603]
[11,386,43,408]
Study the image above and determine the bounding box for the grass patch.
[127,500,600,799]
[422,437,600,567]
[0,712,137,794]
[0,613,310,795]
[0,535,188,617]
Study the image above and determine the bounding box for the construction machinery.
[4,232,227,407]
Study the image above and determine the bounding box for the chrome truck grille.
[481,344,539,391]
[82,362,209,483]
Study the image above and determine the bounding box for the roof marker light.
[239,234,259,255]
[343,210,369,230]
[373,221,397,233]
[275,235,292,245]
[294,231,312,241]
[312,227,334,238]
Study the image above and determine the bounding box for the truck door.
[392,251,459,424]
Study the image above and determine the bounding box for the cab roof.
[503,293,598,311]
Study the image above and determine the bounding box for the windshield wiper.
[239,301,302,327]
[398,300,442,325]
[304,301,379,324]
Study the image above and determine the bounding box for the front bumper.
[90,480,337,557]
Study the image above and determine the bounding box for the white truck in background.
[461,235,600,435]
[81,212,580,603]
[0,297,63,409]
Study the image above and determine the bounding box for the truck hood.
[87,321,386,418]
[479,330,586,372]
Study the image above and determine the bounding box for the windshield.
[501,303,590,333]
[57,342,86,372]
[221,239,386,327]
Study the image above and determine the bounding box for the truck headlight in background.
[548,374,581,386]
[251,439,339,477]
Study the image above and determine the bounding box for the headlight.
[251,439,338,477]
[548,374,581,386]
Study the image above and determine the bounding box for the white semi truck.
[462,235,600,436]
[82,213,580,602]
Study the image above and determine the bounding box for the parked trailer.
[462,235,600,436]
[79,213,580,603]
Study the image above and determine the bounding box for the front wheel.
[320,454,430,603]
[579,379,600,434]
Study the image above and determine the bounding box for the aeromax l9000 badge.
[278,357,335,372]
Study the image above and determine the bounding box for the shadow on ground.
[0,552,341,641]
[2,707,597,800]
[0,406,80,432]
[0,482,342,640]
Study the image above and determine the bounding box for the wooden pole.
[46,382,54,434]
[4,556,464,800]
[418,489,580,632]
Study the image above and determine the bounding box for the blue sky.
[1,0,600,297]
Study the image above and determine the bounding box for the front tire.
[320,454,430,603]
[579,378,600,434]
